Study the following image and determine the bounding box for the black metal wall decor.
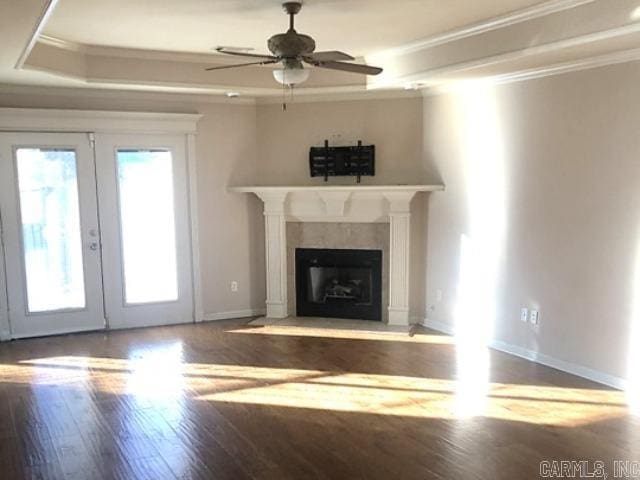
[309,140,375,183]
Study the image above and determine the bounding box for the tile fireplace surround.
[229,185,444,325]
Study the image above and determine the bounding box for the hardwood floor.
[0,319,637,479]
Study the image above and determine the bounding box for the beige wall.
[255,96,427,186]
[0,89,430,323]
[0,88,266,319]
[423,61,640,383]
[8,62,639,386]
[256,96,430,319]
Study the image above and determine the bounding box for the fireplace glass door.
[295,248,382,321]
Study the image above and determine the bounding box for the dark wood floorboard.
[0,319,638,479]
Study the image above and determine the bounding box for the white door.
[0,133,105,338]
[94,134,193,329]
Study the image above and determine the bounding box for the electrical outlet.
[529,309,539,325]
[520,307,528,323]
[231,281,238,292]
[436,289,443,302]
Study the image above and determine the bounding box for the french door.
[0,132,193,338]
[0,133,104,337]
[94,134,193,330]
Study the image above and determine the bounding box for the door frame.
[0,108,203,339]
[0,209,9,340]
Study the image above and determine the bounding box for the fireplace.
[295,248,382,321]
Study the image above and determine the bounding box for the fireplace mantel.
[228,185,444,223]
[229,184,444,325]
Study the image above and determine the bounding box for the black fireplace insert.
[295,248,382,321]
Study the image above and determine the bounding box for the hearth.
[295,248,382,321]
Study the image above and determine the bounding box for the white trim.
[37,34,86,53]
[368,0,595,59]
[202,308,266,322]
[14,0,60,69]
[241,187,441,324]
[38,35,257,65]
[0,81,417,105]
[421,47,640,97]
[420,318,628,390]
[373,22,640,89]
[186,133,204,323]
[0,84,257,106]
[490,339,628,391]
[229,185,444,194]
[0,111,203,339]
[0,209,9,340]
[489,46,640,85]
[35,0,592,71]
[0,108,202,134]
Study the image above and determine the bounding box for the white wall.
[0,87,266,320]
[423,60,640,385]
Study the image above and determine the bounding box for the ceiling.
[43,0,544,56]
[1,0,640,100]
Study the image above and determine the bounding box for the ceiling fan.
[205,1,383,88]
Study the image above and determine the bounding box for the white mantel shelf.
[229,184,444,223]
[231,183,444,325]
[228,184,444,193]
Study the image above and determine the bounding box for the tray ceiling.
[43,0,544,56]
[2,0,640,100]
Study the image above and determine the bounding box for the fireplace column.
[384,192,417,326]
[258,192,288,318]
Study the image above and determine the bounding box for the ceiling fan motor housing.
[268,31,315,58]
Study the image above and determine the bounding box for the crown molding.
[15,0,639,101]
[38,34,86,53]
[421,46,640,97]
[38,35,257,66]
[368,0,595,60]
[0,83,258,105]
[15,0,60,69]
[371,21,640,89]
[490,46,640,84]
[22,59,389,99]
[39,0,596,69]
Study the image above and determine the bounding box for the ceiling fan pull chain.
[282,70,287,111]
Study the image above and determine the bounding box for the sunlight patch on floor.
[0,354,629,427]
[228,325,455,344]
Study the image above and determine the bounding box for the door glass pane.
[117,149,178,304]
[15,148,86,312]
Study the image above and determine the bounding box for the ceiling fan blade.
[215,47,277,60]
[309,60,383,76]
[305,50,355,62]
[205,60,278,71]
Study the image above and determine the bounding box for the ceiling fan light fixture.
[273,67,310,86]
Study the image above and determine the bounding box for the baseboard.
[420,318,628,391]
[202,308,266,322]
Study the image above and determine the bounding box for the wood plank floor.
[0,319,638,479]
